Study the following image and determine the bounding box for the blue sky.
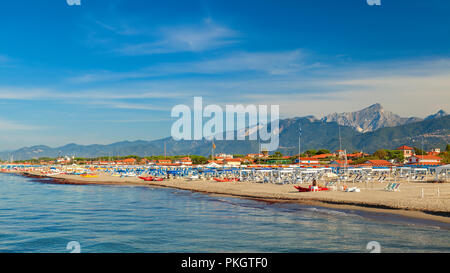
[0,0,449,150]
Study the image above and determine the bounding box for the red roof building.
[363,160,392,166]
[224,158,242,166]
[312,153,335,159]
[330,159,353,166]
[295,157,320,164]
[176,157,192,165]
[397,145,414,158]
[428,148,441,156]
[123,158,137,163]
[246,153,265,158]
[156,159,172,165]
[347,152,370,159]
[408,155,442,165]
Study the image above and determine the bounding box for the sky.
[0,0,449,150]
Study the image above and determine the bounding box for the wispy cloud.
[239,60,450,118]
[4,57,450,119]
[68,50,306,83]
[114,19,238,55]
[0,55,9,63]
[92,117,172,123]
[0,87,185,100]
[0,55,14,67]
[0,88,52,100]
[158,50,306,75]
[93,19,142,36]
[68,70,155,84]
[87,101,170,111]
[0,118,43,131]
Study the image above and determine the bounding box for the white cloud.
[0,55,8,63]
[87,101,169,111]
[68,50,306,83]
[68,70,155,84]
[0,87,185,100]
[241,73,450,119]
[93,19,141,36]
[0,55,13,66]
[0,118,43,131]
[3,58,450,119]
[115,20,238,55]
[159,50,305,75]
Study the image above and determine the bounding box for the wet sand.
[9,170,449,224]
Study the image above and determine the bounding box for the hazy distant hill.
[1,106,448,160]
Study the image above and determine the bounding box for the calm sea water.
[0,173,449,253]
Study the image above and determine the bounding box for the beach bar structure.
[434,164,450,182]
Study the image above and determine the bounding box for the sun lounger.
[346,187,360,192]
[385,183,400,192]
[392,183,400,191]
[384,183,393,191]
[327,181,338,191]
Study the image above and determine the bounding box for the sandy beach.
[10,170,450,224]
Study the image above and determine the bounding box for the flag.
[212,142,216,150]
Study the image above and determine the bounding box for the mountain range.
[321,103,425,133]
[1,104,448,160]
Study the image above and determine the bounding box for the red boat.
[213,178,239,182]
[139,176,154,181]
[139,176,164,182]
[294,185,329,192]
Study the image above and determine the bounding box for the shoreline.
[10,171,450,225]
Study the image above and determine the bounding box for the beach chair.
[384,183,393,191]
[385,183,400,192]
[328,181,338,191]
[346,187,360,192]
[187,175,199,181]
[392,183,400,192]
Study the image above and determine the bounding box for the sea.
[0,173,449,253]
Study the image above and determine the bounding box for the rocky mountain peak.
[321,104,422,133]
[426,109,448,120]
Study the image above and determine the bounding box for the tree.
[316,149,330,155]
[446,144,450,152]
[440,152,450,164]
[270,151,283,158]
[413,147,427,155]
[386,150,404,162]
[190,155,208,165]
[373,150,387,160]
[305,149,317,156]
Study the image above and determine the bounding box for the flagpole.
[298,124,302,157]
[212,140,215,161]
